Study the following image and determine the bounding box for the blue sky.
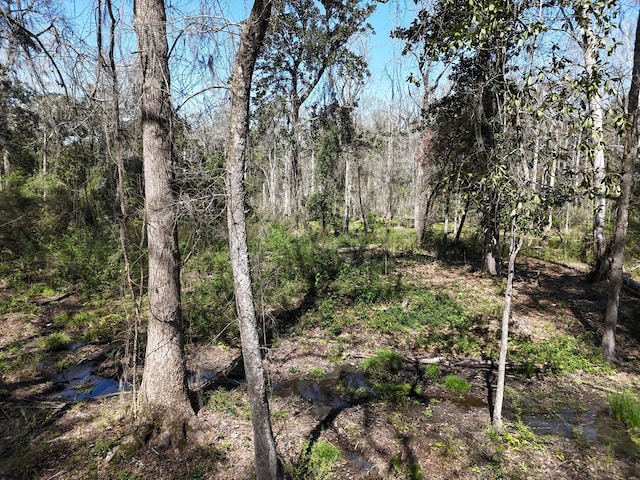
[60,0,424,110]
[225,0,421,103]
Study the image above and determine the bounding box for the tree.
[602,9,640,363]
[492,213,524,432]
[134,0,198,446]
[225,1,282,478]
[570,0,617,280]
[395,0,525,274]
[255,0,375,216]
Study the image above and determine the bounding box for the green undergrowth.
[182,247,237,343]
[509,332,607,373]
[42,331,73,351]
[444,374,471,393]
[53,298,130,343]
[361,348,403,378]
[285,440,342,480]
[519,230,586,264]
[609,391,640,430]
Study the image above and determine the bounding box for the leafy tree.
[396,0,527,274]
[255,0,375,216]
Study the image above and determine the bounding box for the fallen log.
[336,244,382,254]
[413,356,541,372]
[623,274,640,296]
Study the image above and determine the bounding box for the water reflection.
[53,363,129,401]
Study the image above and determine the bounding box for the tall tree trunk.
[385,106,394,221]
[226,1,282,478]
[343,152,351,233]
[100,0,143,404]
[545,153,557,232]
[134,0,197,446]
[579,3,608,279]
[356,161,369,232]
[285,98,302,216]
[414,140,429,245]
[602,10,640,362]
[482,194,501,276]
[492,219,523,432]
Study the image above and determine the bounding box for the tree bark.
[226,1,282,478]
[602,10,640,362]
[134,0,197,446]
[578,3,608,280]
[343,152,351,233]
[482,209,500,276]
[492,219,523,432]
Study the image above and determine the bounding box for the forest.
[1,0,640,478]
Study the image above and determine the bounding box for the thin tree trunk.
[357,161,369,232]
[134,0,197,446]
[343,152,351,233]
[226,1,282,478]
[602,10,640,362]
[492,220,523,432]
[454,196,470,245]
[482,197,501,276]
[385,106,394,221]
[285,99,302,216]
[101,0,143,405]
[545,153,557,232]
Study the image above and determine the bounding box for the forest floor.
[1,253,640,479]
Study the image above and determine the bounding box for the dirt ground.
[1,257,639,479]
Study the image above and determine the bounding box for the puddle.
[515,407,636,453]
[272,371,366,409]
[52,363,129,401]
[345,450,375,473]
[272,368,637,458]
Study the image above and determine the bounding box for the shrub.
[510,333,605,373]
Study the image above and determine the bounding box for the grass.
[502,420,546,451]
[286,440,342,480]
[609,391,640,429]
[444,374,471,393]
[361,348,403,379]
[42,331,73,351]
[510,333,607,373]
[307,440,341,480]
[205,387,251,420]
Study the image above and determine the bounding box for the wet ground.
[2,257,640,479]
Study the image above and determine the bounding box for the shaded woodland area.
[1,0,640,479]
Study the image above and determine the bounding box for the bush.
[251,223,341,308]
[510,333,604,373]
[181,245,242,344]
